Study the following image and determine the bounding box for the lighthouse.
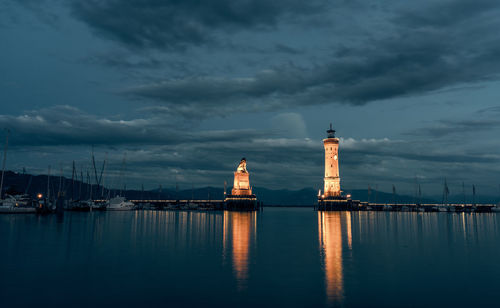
[323,123,341,197]
[318,123,351,211]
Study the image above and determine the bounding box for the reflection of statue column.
[223,211,257,290]
[318,212,351,304]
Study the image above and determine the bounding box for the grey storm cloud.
[341,138,500,165]
[3,106,499,191]
[70,0,326,50]
[122,0,500,116]
[93,135,500,190]
[4,0,500,194]
[0,106,267,146]
[407,106,500,138]
[4,105,496,168]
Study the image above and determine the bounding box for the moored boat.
[0,195,36,214]
[68,200,91,212]
[107,196,134,211]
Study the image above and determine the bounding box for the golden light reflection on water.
[223,211,257,290]
[318,211,352,305]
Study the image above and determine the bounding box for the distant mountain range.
[1,171,498,205]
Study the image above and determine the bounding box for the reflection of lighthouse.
[223,211,257,290]
[318,212,352,305]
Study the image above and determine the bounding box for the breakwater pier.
[131,199,262,211]
[316,200,498,213]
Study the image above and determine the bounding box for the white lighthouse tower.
[323,123,341,197]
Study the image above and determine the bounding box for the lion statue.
[236,158,247,173]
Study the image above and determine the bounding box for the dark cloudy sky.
[1,0,500,197]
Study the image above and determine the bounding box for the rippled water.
[1,208,499,307]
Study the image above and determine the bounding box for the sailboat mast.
[58,165,63,197]
[87,170,92,200]
[79,169,83,200]
[24,174,32,195]
[442,178,449,206]
[462,182,466,205]
[418,184,422,205]
[118,153,127,197]
[472,184,476,205]
[392,184,396,205]
[175,173,179,200]
[47,165,51,202]
[0,129,9,199]
[414,176,418,205]
[100,153,107,198]
[91,146,99,199]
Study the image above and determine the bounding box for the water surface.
[1,208,499,307]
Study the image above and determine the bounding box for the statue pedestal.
[232,172,252,195]
[225,162,259,211]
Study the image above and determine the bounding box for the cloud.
[3,108,499,193]
[271,113,307,138]
[122,0,500,117]
[340,137,500,165]
[4,1,500,195]
[407,106,500,138]
[100,136,500,191]
[0,105,266,146]
[5,0,62,27]
[70,0,326,50]
[82,52,164,70]
[274,43,302,55]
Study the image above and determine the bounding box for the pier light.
[346,194,351,198]
[37,193,43,199]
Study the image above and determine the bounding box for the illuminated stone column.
[225,158,258,210]
[231,158,252,196]
[323,124,341,197]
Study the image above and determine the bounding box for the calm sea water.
[1,208,499,307]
